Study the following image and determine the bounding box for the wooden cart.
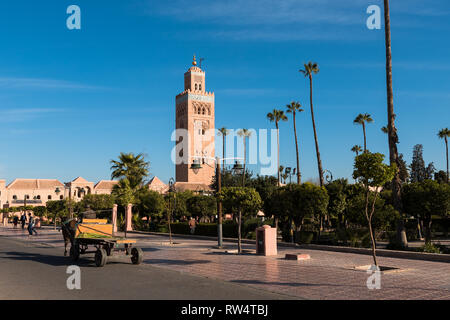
[63,218,143,267]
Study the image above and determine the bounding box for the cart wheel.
[131,247,143,265]
[70,243,80,262]
[95,248,107,267]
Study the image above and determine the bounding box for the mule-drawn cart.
[62,218,143,267]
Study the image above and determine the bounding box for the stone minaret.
[175,56,215,187]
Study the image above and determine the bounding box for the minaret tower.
[175,56,215,188]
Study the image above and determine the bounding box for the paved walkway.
[1,226,449,300]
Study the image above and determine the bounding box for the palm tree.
[218,127,229,173]
[381,126,388,134]
[353,113,373,152]
[110,152,150,189]
[237,128,252,186]
[384,0,407,247]
[351,145,362,156]
[438,128,450,183]
[286,101,304,184]
[300,61,324,187]
[267,109,288,186]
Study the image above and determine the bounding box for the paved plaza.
[1,225,449,300]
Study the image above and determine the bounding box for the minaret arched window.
[199,84,202,91]
[195,84,198,90]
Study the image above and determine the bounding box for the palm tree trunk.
[238,208,242,254]
[242,138,246,187]
[446,137,449,183]
[222,136,226,174]
[276,123,280,186]
[309,75,324,187]
[384,0,407,248]
[363,122,367,152]
[293,112,301,184]
[275,123,280,231]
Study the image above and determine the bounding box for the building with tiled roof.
[0,179,65,208]
[94,180,119,195]
[0,177,118,209]
[147,176,169,194]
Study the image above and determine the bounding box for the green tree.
[267,109,288,187]
[435,170,448,184]
[403,180,450,244]
[80,194,115,212]
[32,206,47,218]
[186,195,217,222]
[326,179,349,229]
[299,61,324,187]
[410,144,435,182]
[46,200,73,229]
[351,145,362,157]
[286,101,304,184]
[438,128,450,183]
[110,152,149,189]
[353,152,396,266]
[135,189,165,222]
[353,113,373,152]
[112,178,136,207]
[219,187,262,253]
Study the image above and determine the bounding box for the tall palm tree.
[218,127,229,173]
[351,145,362,156]
[353,113,373,152]
[300,61,324,187]
[438,128,450,183]
[110,152,150,189]
[267,109,288,186]
[286,101,304,184]
[237,128,252,186]
[384,0,407,247]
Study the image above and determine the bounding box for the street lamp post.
[190,156,243,248]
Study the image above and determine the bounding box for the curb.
[127,230,450,263]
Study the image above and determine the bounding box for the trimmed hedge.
[144,219,272,239]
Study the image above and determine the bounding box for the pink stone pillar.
[112,204,118,234]
[125,204,133,232]
[256,225,277,256]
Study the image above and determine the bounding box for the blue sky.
[0,0,449,184]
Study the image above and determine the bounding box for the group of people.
[11,212,37,236]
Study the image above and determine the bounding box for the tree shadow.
[231,279,321,287]
[144,259,211,266]
[141,247,160,253]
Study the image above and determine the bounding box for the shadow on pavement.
[144,258,211,266]
[1,251,95,267]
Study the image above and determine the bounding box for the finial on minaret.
[192,55,197,66]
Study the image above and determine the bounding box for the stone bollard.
[125,204,133,232]
[112,204,118,234]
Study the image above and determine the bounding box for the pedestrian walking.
[13,216,19,228]
[27,213,37,236]
[189,217,196,234]
[20,213,27,229]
